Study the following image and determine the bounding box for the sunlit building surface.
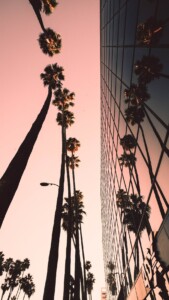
[100,0,169,299]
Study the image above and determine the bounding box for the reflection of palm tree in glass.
[136,17,163,46]
[116,190,151,279]
[124,85,168,217]
[43,87,75,300]
[0,64,64,228]
[134,55,169,84]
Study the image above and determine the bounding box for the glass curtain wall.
[100,0,169,299]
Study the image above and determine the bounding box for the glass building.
[100,0,169,299]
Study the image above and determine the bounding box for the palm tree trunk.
[28,0,46,32]
[134,241,139,280]
[43,123,66,300]
[63,155,72,300]
[0,86,52,228]
[80,225,87,300]
[72,165,81,299]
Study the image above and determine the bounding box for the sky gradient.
[0,1,105,299]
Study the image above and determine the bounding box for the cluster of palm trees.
[0,252,35,300]
[0,1,95,299]
[106,262,117,296]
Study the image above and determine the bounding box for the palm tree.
[62,191,86,299]
[40,63,64,89]
[28,0,58,32]
[120,134,137,151]
[38,28,61,56]
[136,17,163,46]
[66,138,82,299]
[125,105,145,125]
[134,55,169,84]
[124,84,150,106]
[0,64,64,228]
[20,274,35,300]
[86,272,95,300]
[43,88,75,300]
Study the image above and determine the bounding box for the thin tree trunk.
[72,165,80,299]
[63,154,72,300]
[80,225,87,300]
[0,86,52,228]
[28,0,46,32]
[43,124,66,300]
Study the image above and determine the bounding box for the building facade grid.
[101,0,169,299]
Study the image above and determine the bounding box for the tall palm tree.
[62,190,86,300]
[66,138,82,299]
[0,64,64,228]
[124,84,169,157]
[43,88,75,300]
[28,0,58,32]
[38,28,61,56]
[134,55,169,84]
[124,84,150,106]
[20,274,35,300]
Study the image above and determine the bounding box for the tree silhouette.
[38,28,61,56]
[136,17,163,46]
[0,255,34,300]
[43,87,75,300]
[134,55,169,84]
[0,64,64,228]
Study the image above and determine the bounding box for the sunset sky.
[0,1,105,299]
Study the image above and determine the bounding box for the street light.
[40,182,59,187]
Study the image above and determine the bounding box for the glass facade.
[100,0,169,299]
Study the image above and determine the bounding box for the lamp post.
[40,182,59,187]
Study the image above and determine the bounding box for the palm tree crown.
[124,84,150,106]
[38,28,61,56]
[136,17,163,45]
[40,63,64,89]
[134,55,163,84]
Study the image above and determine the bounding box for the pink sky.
[0,1,105,299]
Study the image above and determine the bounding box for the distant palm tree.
[125,105,145,125]
[134,55,169,84]
[66,138,82,299]
[43,88,75,300]
[38,28,61,56]
[86,272,95,300]
[0,64,64,228]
